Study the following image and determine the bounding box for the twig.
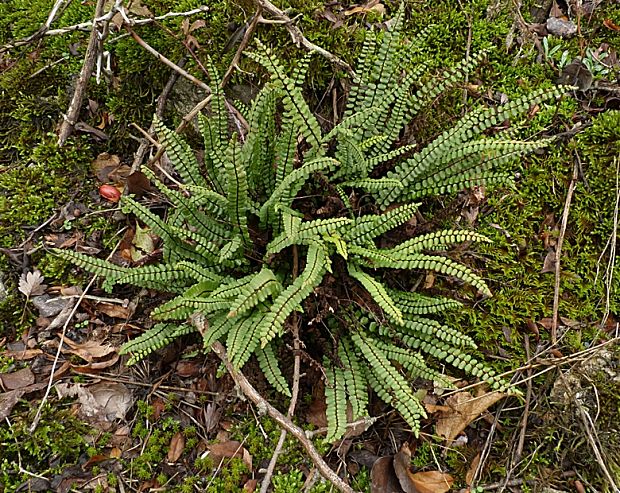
[125,26,210,92]
[57,0,107,146]
[29,276,96,432]
[131,57,186,171]
[260,247,302,493]
[551,159,579,344]
[0,0,72,53]
[1,5,210,52]
[595,157,619,327]
[514,335,532,463]
[212,341,357,493]
[255,0,353,75]
[576,401,620,492]
[222,8,262,86]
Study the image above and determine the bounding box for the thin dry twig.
[255,0,353,75]
[551,159,579,344]
[0,0,73,53]
[222,8,262,86]
[260,247,302,493]
[514,335,532,462]
[57,0,107,146]
[595,157,619,327]
[212,341,357,493]
[126,26,210,92]
[131,57,187,171]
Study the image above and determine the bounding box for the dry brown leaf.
[0,367,35,390]
[436,390,506,442]
[408,471,454,493]
[345,0,385,16]
[393,443,417,493]
[18,270,47,297]
[3,348,43,360]
[96,302,133,319]
[92,152,121,182]
[63,336,117,362]
[167,431,185,463]
[206,440,252,470]
[56,382,133,427]
[243,479,258,492]
[465,452,481,486]
[370,456,403,493]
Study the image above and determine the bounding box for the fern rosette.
[57,5,567,441]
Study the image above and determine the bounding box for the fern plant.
[57,6,568,441]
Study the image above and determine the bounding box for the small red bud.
[99,184,121,203]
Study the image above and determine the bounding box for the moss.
[0,401,93,491]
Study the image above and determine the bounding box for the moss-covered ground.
[1,0,619,491]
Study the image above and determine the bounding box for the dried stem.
[255,0,353,75]
[551,159,579,344]
[57,0,106,146]
[212,341,357,493]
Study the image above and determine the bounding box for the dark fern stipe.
[57,5,570,441]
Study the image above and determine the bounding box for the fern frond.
[114,263,191,289]
[257,342,291,397]
[370,252,491,296]
[228,268,282,318]
[387,229,491,256]
[267,217,352,255]
[258,243,327,347]
[324,364,348,442]
[397,315,477,348]
[54,249,128,288]
[339,339,369,419]
[121,323,196,365]
[227,311,265,369]
[372,339,449,384]
[348,264,403,324]
[154,117,206,187]
[120,196,207,264]
[351,331,425,436]
[202,313,235,351]
[249,40,323,153]
[344,202,418,244]
[260,157,339,224]
[387,288,463,314]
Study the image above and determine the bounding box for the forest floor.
[1,1,619,492]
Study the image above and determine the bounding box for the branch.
[57,0,106,146]
[0,6,210,53]
[255,0,353,75]
[211,341,358,493]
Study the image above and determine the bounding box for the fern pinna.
[57,4,568,442]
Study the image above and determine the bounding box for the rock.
[31,295,70,318]
[546,16,577,37]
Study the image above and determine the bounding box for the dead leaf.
[541,250,556,273]
[96,302,133,319]
[370,456,403,493]
[0,382,47,420]
[63,336,117,363]
[603,18,620,31]
[126,171,152,196]
[0,367,35,390]
[436,390,506,442]
[55,382,133,427]
[393,443,418,493]
[131,223,156,262]
[167,431,185,463]
[243,479,258,492]
[92,153,121,182]
[18,270,47,297]
[465,452,481,486]
[408,471,454,493]
[345,0,385,16]
[206,440,252,470]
